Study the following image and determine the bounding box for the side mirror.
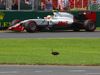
[44,17,46,19]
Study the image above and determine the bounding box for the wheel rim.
[29,22,36,31]
[88,22,95,30]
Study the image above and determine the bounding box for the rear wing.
[78,11,96,22]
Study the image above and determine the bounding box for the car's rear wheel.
[84,19,96,32]
[11,19,21,26]
[24,21,37,33]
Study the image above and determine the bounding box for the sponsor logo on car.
[55,21,68,26]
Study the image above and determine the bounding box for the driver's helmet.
[46,15,52,20]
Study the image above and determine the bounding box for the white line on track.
[69,70,86,72]
[35,71,43,72]
[0,71,19,73]
[86,73,100,75]
[35,71,52,73]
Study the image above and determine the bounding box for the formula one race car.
[8,11,96,32]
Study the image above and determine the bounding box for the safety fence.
[0,0,100,11]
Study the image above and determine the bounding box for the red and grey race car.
[8,11,96,32]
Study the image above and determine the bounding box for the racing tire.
[24,21,37,33]
[11,19,21,26]
[11,19,21,32]
[84,19,96,32]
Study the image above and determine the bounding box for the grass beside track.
[96,27,100,30]
[0,38,100,66]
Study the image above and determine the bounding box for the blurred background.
[0,0,100,11]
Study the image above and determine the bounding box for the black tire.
[24,21,37,33]
[84,19,96,32]
[11,19,21,26]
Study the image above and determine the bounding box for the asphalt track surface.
[0,65,100,75]
[0,30,100,39]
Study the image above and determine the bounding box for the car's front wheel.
[10,19,21,32]
[11,19,21,26]
[24,21,37,33]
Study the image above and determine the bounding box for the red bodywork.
[8,23,24,31]
[86,12,96,22]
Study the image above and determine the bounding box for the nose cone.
[8,27,12,30]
